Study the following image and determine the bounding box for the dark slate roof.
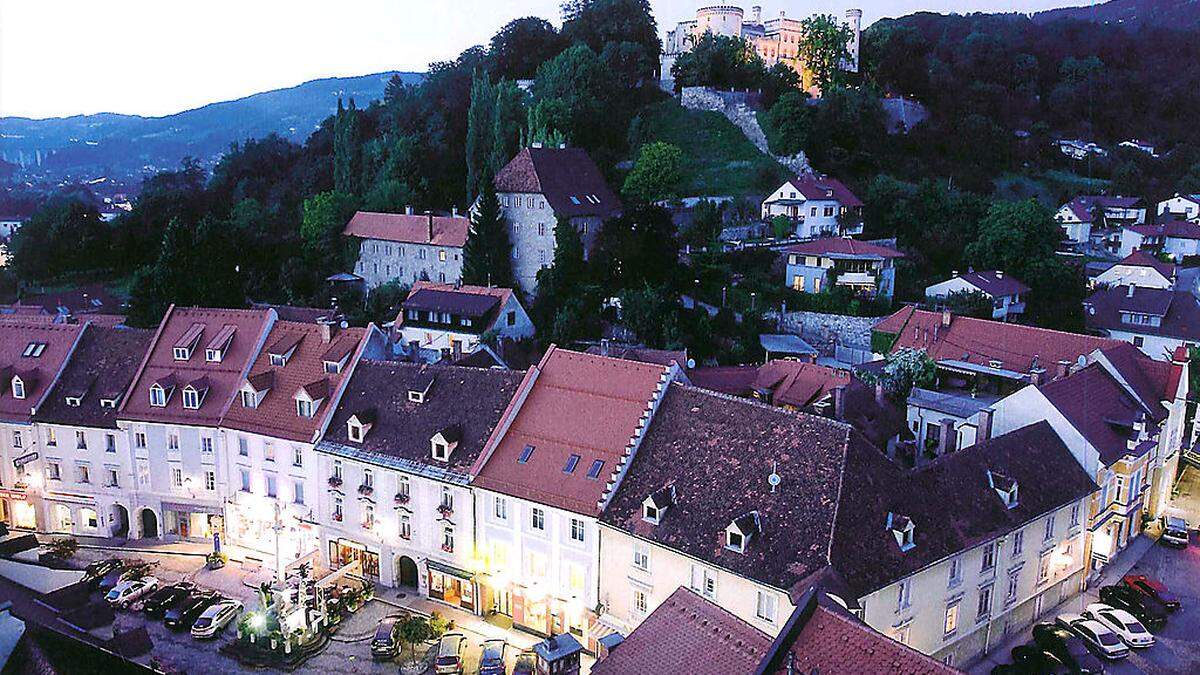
[19,283,124,317]
[36,325,152,428]
[602,384,853,594]
[830,422,1097,597]
[788,174,863,207]
[494,147,621,219]
[403,288,499,317]
[1040,362,1153,465]
[320,360,523,474]
[957,270,1030,297]
[1084,286,1200,343]
[1126,221,1200,240]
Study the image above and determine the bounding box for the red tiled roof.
[1126,221,1200,240]
[342,211,469,247]
[875,307,1118,376]
[1111,251,1176,280]
[120,306,274,427]
[788,174,863,207]
[1094,342,1176,418]
[472,346,669,516]
[684,365,760,396]
[754,360,850,408]
[784,237,905,259]
[0,322,86,423]
[221,321,366,442]
[583,343,689,369]
[591,587,770,675]
[494,147,621,219]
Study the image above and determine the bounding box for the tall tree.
[798,14,853,92]
[621,142,683,203]
[489,17,568,80]
[466,72,498,201]
[333,99,363,196]
[561,0,660,82]
[462,183,514,288]
[491,80,527,175]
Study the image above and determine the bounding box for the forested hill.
[1033,0,1200,29]
[0,71,421,179]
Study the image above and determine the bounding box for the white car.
[191,599,243,639]
[1056,613,1130,660]
[1084,603,1155,648]
[105,576,158,607]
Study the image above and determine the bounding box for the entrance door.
[112,504,129,538]
[178,513,190,538]
[397,556,419,588]
[140,509,158,538]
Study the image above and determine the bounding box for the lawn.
[630,100,786,197]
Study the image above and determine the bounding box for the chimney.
[941,308,952,328]
[318,318,337,344]
[832,386,846,421]
[995,270,1004,279]
[1056,360,1070,381]
[875,382,886,407]
[977,408,994,442]
[452,206,459,218]
[600,338,610,357]
[937,418,956,456]
[1029,368,1045,387]
[1126,285,1135,298]
[426,212,434,242]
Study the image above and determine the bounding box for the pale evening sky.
[0,0,1093,119]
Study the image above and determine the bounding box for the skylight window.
[563,454,580,474]
[22,343,46,358]
[586,460,604,480]
[518,445,535,464]
[569,196,581,205]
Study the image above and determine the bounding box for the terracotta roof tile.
[342,211,469,247]
[784,237,905,259]
[0,321,86,423]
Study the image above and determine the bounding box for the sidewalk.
[376,588,540,650]
[969,534,1154,674]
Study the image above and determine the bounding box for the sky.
[0,0,1094,119]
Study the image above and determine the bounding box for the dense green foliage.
[621,142,683,202]
[462,183,514,288]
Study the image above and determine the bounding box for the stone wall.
[765,309,883,357]
[679,87,810,176]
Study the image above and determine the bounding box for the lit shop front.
[161,501,224,540]
[224,494,318,567]
[426,559,477,612]
[0,489,36,530]
[328,537,381,580]
[480,577,589,642]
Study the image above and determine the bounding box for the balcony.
[328,476,343,488]
[394,492,410,505]
[358,484,374,497]
[835,271,878,287]
[437,504,454,518]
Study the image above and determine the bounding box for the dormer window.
[348,420,365,442]
[887,512,916,552]
[642,503,660,524]
[204,325,235,363]
[346,410,375,443]
[295,378,328,419]
[173,323,204,361]
[22,342,46,358]
[205,348,222,362]
[149,383,168,407]
[270,353,287,367]
[725,511,761,554]
[988,470,1019,509]
[240,390,259,409]
[297,399,315,418]
[99,398,117,409]
[182,388,200,410]
[408,374,434,403]
[324,360,342,374]
[11,376,25,399]
[642,486,675,525]
[173,347,190,360]
[430,425,461,462]
[267,333,302,367]
[65,396,81,407]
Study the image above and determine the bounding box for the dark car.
[1122,574,1181,611]
[370,615,402,660]
[1007,643,1073,675]
[83,559,123,588]
[142,582,196,618]
[1099,585,1168,631]
[1032,623,1105,674]
[512,651,537,675]
[96,567,127,593]
[164,591,219,630]
[479,638,508,675]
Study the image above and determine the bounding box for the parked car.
[1083,603,1154,648]
[370,615,403,660]
[1032,623,1105,674]
[1122,574,1181,611]
[434,633,466,674]
[83,558,123,588]
[1161,515,1190,547]
[191,599,242,639]
[479,638,508,675]
[105,577,158,607]
[164,591,220,630]
[1099,585,1168,630]
[512,651,537,675]
[96,566,127,593]
[1056,614,1129,660]
[1005,643,1074,674]
[142,582,196,617]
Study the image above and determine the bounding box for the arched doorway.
[397,556,418,589]
[112,505,130,538]
[140,509,158,539]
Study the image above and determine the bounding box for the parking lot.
[72,546,530,674]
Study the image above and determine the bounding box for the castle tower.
[845,8,863,73]
[696,5,744,39]
[750,5,762,24]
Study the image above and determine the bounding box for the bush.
[44,537,78,560]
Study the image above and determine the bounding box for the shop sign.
[12,452,38,468]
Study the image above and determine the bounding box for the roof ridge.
[912,308,1114,342]
[672,382,853,430]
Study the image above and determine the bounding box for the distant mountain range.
[1033,0,1200,29]
[0,71,422,182]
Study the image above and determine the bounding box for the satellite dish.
[767,461,782,492]
[686,358,697,369]
[1076,355,1087,367]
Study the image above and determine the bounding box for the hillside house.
[343,210,469,290]
[1156,193,1200,222]
[925,269,1029,322]
[1055,195,1146,247]
[394,282,534,363]
[1091,251,1176,290]
[782,237,903,300]
[1118,221,1200,262]
[761,174,863,238]
[1083,285,1200,358]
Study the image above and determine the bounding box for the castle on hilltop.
[661,4,862,93]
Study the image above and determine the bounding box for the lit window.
[634,589,648,616]
[944,602,960,636]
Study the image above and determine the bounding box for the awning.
[425,558,473,581]
[160,501,224,515]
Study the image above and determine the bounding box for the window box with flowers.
[328,475,343,488]
[441,543,454,553]
[394,493,410,505]
[358,484,374,496]
[332,512,343,522]
[437,504,454,517]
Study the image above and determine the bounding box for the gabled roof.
[753,360,849,409]
[1106,251,1176,280]
[17,283,123,317]
[1093,342,1179,413]
[584,343,689,369]
[784,174,863,207]
[320,360,523,474]
[120,306,274,427]
[602,383,852,592]
[221,321,366,442]
[473,346,670,516]
[1085,286,1200,344]
[875,306,1118,377]
[1126,221,1200,240]
[0,322,86,423]
[403,288,500,318]
[342,211,469,248]
[783,237,905,260]
[830,422,1097,597]
[953,270,1030,297]
[494,147,621,219]
[1040,363,1155,465]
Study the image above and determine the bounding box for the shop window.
[80,508,99,530]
